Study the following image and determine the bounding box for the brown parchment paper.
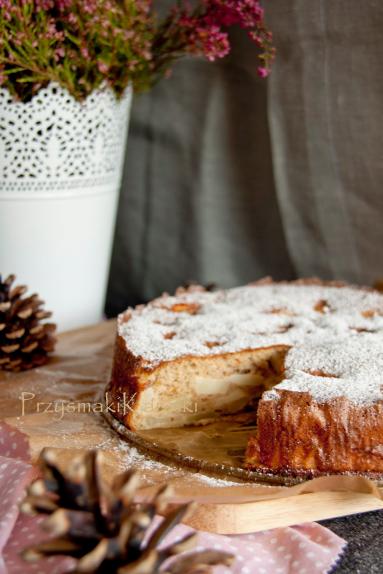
[1,320,383,534]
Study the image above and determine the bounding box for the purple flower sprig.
[0,0,274,102]
[159,0,275,76]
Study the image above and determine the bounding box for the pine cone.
[0,274,56,372]
[21,449,234,574]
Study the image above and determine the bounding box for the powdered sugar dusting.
[111,438,243,487]
[264,335,383,405]
[118,283,383,406]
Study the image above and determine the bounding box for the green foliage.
[0,1,274,102]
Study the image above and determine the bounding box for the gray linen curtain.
[106,0,383,315]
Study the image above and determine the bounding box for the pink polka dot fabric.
[144,518,346,574]
[0,422,346,574]
[0,423,35,555]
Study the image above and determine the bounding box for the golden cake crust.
[246,391,383,475]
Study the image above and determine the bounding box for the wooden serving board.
[1,320,383,534]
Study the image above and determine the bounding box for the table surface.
[323,511,383,573]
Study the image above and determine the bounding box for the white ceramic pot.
[0,84,132,332]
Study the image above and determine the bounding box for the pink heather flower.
[57,0,72,9]
[127,59,138,70]
[257,66,269,78]
[0,0,12,20]
[97,61,109,74]
[174,0,274,74]
[137,0,151,15]
[83,0,97,15]
[250,33,263,48]
[142,49,152,61]
[81,46,90,59]
[192,24,230,61]
[14,31,27,47]
[35,0,54,10]
[47,21,57,36]
[177,15,195,30]
[68,13,77,25]
[204,0,265,29]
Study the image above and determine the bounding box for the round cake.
[107,278,383,476]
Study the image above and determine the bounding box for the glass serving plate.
[103,395,383,488]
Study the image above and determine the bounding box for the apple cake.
[107,279,383,476]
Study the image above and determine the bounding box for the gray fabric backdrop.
[106,0,383,315]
